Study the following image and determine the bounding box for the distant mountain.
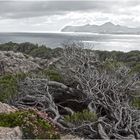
[61,22,140,34]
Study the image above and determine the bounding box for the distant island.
[61,22,140,34]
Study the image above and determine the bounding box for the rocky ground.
[0,51,40,74]
[0,102,17,114]
[0,102,22,139]
[0,44,139,140]
[0,101,82,140]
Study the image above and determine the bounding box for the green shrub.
[14,72,29,80]
[131,97,140,109]
[64,110,97,125]
[0,110,60,139]
[29,47,52,59]
[103,59,124,72]
[130,64,140,73]
[0,74,18,102]
[0,73,28,102]
[0,42,63,59]
[42,68,63,82]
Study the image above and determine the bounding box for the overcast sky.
[0,0,140,32]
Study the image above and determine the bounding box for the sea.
[0,32,140,52]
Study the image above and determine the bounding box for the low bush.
[0,42,63,59]
[131,97,140,109]
[0,110,60,139]
[0,74,18,102]
[0,73,28,103]
[42,68,64,82]
[64,110,97,125]
[130,64,140,73]
[103,59,124,72]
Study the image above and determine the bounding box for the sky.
[0,0,140,32]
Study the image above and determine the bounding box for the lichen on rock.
[0,126,22,140]
[0,102,17,114]
[0,51,41,74]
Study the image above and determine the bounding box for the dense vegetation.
[0,42,139,139]
[0,73,28,103]
[0,109,60,139]
[0,74,18,102]
[0,42,139,73]
[64,109,97,126]
[95,50,140,73]
[0,42,62,59]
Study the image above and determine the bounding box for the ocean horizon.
[0,32,140,52]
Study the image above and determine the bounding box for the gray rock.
[0,126,22,140]
[0,51,41,74]
[0,102,17,114]
[61,134,83,140]
[0,102,22,139]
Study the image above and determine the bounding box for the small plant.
[64,109,97,125]
[0,74,18,102]
[103,59,124,72]
[15,72,28,80]
[42,68,64,82]
[130,64,140,74]
[0,110,60,139]
[131,97,140,109]
[0,73,29,102]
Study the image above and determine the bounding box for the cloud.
[0,0,139,19]
[0,0,140,32]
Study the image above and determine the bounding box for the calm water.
[0,32,140,52]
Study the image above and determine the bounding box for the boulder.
[0,126,22,140]
[61,134,83,140]
[0,102,17,114]
[0,51,41,74]
[0,102,22,139]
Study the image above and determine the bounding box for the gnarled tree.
[61,42,140,139]
[13,42,140,139]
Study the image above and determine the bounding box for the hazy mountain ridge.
[61,22,140,34]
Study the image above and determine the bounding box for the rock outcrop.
[61,134,83,140]
[0,126,22,140]
[0,102,17,114]
[0,102,22,139]
[0,51,41,74]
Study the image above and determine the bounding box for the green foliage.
[131,97,140,109]
[0,74,18,102]
[0,42,62,59]
[95,50,140,71]
[0,110,60,139]
[64,110,97,125]
[42,68,64,82]
[103,59,124,72]
[130,64,140,73]
[14,72,28,80]
[29,46,52,59]
[0,73,28,102]
[0,42,17,51]
[0,42,139,74]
